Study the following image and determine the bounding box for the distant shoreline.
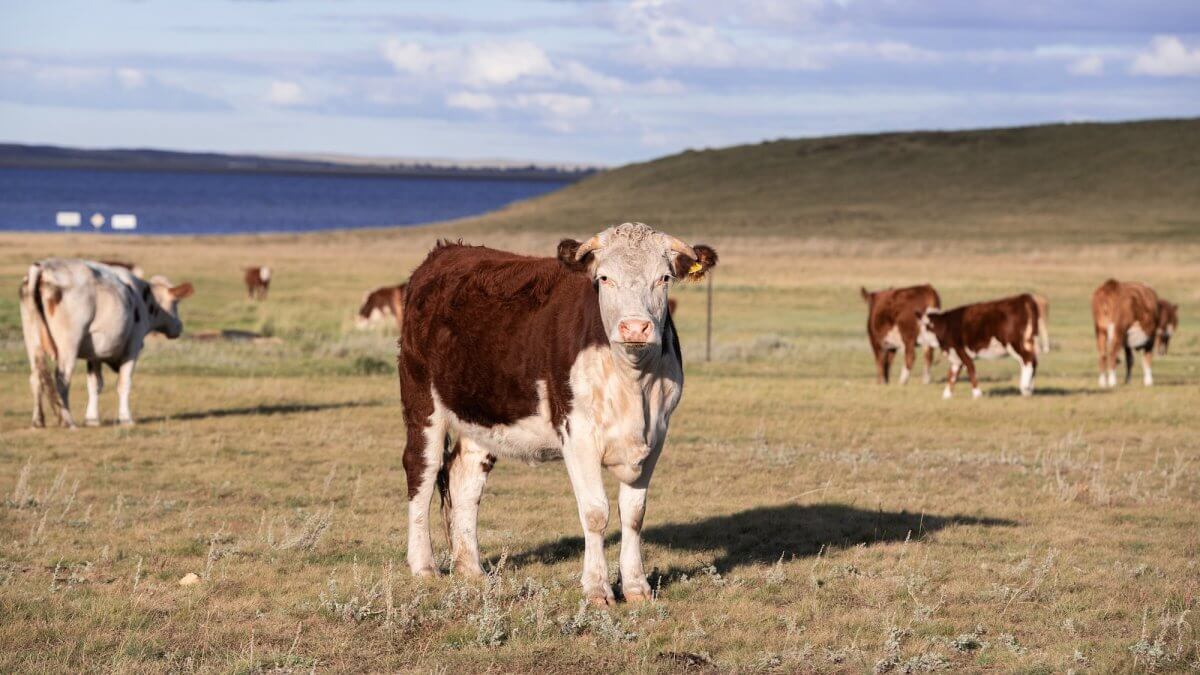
[0,143,597,183]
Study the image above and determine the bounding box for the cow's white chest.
[966,337,1008,360]
[1127,323,1150,348]
[882,325,904,350]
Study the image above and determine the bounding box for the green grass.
[1,225,1197,672]
[453,118,1200,243]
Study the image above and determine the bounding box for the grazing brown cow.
[356,283,407,330]
[1156,299,1179,356]
[916,294,1040,399]
[1092,279,1160,387]
[244,266,271,300]
[861,284,941,384]
[399,222,716,605]
[1031,292,1050,353]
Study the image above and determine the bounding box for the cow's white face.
[148,276,194,339]
[563,223,716,366]
[915,311,940,349]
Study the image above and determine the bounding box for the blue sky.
[2,0,1198,164]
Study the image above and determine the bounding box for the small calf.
[356,283,407,331]
[916,294,1040,399]
[244,266,272,300]
[1156,299,1179,356]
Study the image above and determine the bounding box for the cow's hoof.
[623,590,652,604]
[941,388,952,400]
[412,567,438,579]
[971,388,983,399]
[85,418,101,427]
[119,418,135,427]
[31,419,45,429]
[453,563,484,579]
[588,593,617,607]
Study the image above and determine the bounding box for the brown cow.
[399,222,716,605]
[916,294,1039,399]
[861,284,941,385]
[356,283,406,330]
[244,266,271,300]
[1031,292,1050,353]
[1156,299,1179,356]
[1092,279,1161,387]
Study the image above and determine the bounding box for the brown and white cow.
[1092,279,1161,387]
[1031,292,1050,353]
[916,294,1040,399]
[355,283,407,330]
[244,266,272,300]
[861,284,941,384]
[99,260,145,279]
[19,259,193,428]
[1156,299,1179,356]
[399,223,716,605]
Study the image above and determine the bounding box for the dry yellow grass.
[1,227,1197,673]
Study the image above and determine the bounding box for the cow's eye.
[598,275,611,286]
[661,274,672,284]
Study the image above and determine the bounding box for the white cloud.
[1068,54,1104,76]
[514,92,593,118]
[1130,35,1200,77]
[446,90,498,111]
[382,39,552,87]
[266,80,306,106]
[116,67,146,89]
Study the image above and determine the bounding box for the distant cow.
[861,284,941,384]
[916,294,1039,399]
[99,260,144,279]
[1156,299,1179,356]
[356,283,407,330]
[1031,292,1050,353]
[399,222,716,606]
[244,266,272,300]
[19,259,193,428]
[1092,279,1161,387]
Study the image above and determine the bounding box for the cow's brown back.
[1092,279,1159,337]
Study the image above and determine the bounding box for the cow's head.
[145,275,194,339]
[1157,300,1179,355]
[914,308,946,350]
[260,266,272,284]
[559,222,716,364]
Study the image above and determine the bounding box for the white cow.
[19,259,193,428]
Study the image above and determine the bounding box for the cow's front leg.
[962,353,981,399]
[563,439,614,606]
[617,438,660,602]
[85,360,103,427]
[1141,350,1154,386]
[922,346,935,384]
[447,437,493,577]
[116,359,137,425]
[1123,346,1134,384]
[899,344,914,385]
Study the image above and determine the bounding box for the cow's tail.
[435,437,459,544]
[25,265,62,416]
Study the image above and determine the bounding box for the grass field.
[1,220,1197,673]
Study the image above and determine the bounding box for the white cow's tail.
[1039,316,1050,353]
[25,264,63,416]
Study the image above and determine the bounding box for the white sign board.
[111,214,138,230]
[56,211,81,227]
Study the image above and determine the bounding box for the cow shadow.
[137,400,382,423]
[988,386,1100,397]
[499,503,1015,580]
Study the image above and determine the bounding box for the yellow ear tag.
[688,262,704,275]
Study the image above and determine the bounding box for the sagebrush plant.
[0,229,1197,672]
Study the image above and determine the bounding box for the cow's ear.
[171,282,194,300]
[557,239,591,272]
[674,244,718,282]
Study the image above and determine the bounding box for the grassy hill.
[459,118,1200,242]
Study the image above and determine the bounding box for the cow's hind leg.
[52,341,80,429]
[1123,346,1134,385]
[899,344,915,385]
[1141,349,1154,386]
[404,415,446,578]
[18,299,45,428]
[85,360,103,426]
[445,436,493,577]
[563,435,614,606]
[882,349,895,385]
[116,359,137,425]
[922,346,935,384]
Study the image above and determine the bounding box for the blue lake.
[0,167,571,235]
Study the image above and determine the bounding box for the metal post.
[705,271,713,362]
